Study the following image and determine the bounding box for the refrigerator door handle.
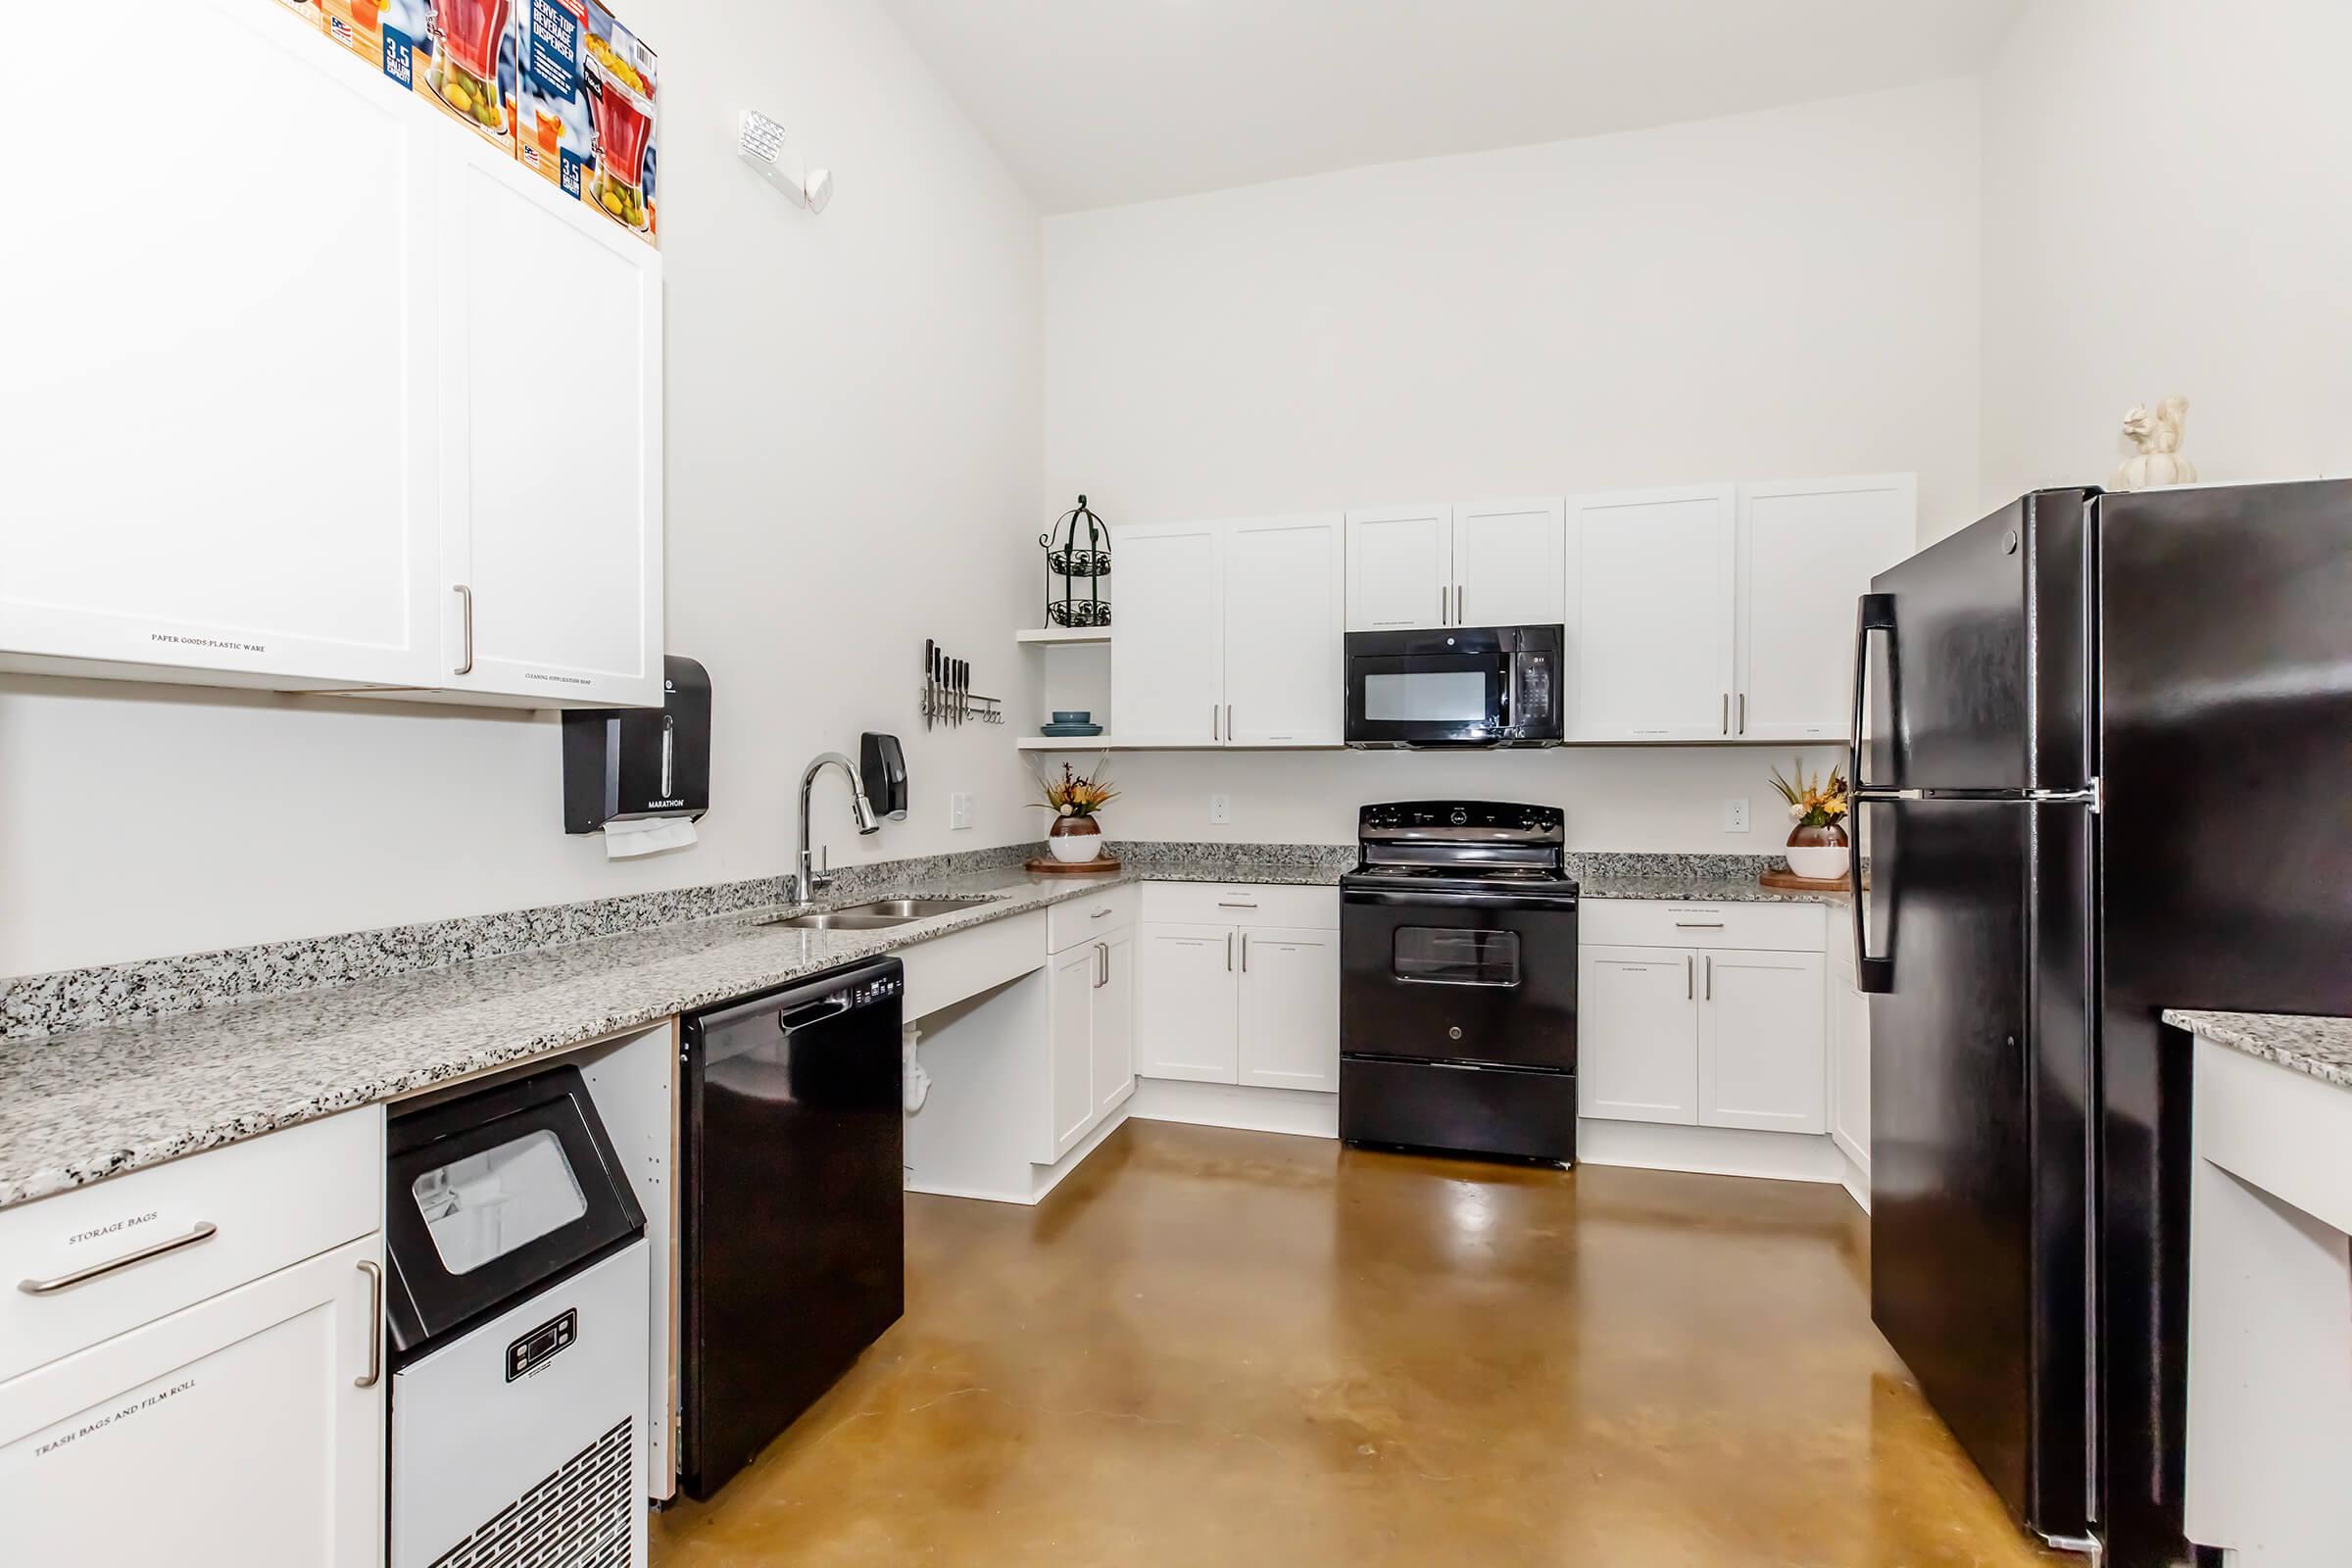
[1849,798,1893,994]
[1850,592,1896,794]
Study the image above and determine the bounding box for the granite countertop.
[1,853,1365,1210]
[2163,1008,2352,1093]
[0,843,1842,1209]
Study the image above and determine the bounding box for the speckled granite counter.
[2163,1008,2352,1092]
[1,841,1842,1208]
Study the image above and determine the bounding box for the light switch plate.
[950,792,973,831]
[1723,798,1750,833]
[1208,794,1231,825]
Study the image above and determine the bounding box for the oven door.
[1341,887,1577,1071]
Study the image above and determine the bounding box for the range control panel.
[1360,801,1564,838]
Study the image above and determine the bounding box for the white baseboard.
[1838,1148,1872,1213]
[1128,1076,1339,1140]
[1575,1119,1843,1185]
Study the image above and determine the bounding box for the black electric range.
[1337,801,1578,1164]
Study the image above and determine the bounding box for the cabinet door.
[1048,941,1100,1157]
[1224,514,1345,746]
[1577,946,1699,1124]
[1736,475,1915,741]
[1566,486,1737,741]
[1452,500,1565,628]
[1699,950,1827,1133]
[1134,923,1241,1083]
[1346,506,1452,630]
[1828,963,1871,1170]
[1111,521,1224,746]
[1237,927,1341,1092]
[6,0,439,690]
[1091,928,1137,1117]
[0,1234,384,1566]
[438,137,665,708]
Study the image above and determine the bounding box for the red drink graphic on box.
[518,0,593,199]
[584,2,657,243]
[425,0,516,144]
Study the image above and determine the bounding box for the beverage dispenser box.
[584,2,658,245]
[417,0,520,152]
[517,0,592,199]
[319,0,387,69]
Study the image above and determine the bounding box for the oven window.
[1363,669,1489,722]
[1394,927,1522,986]
[411,1128,587,1275]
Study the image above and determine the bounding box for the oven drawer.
[1340,1057,1577,1163]
[1142,882,1340,930]
[0,1107,383,1383]
[1578,899,1826,953]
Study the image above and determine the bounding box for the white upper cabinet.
[1566,485,1738,742]
[1223,514,1345,746]
[437,140,665,708]
[4,0,440,692]
[1734,475,1915,741]
[2,0,663,709]
[1346,506,1453,630]
[1451,500,1566,628]
[1111,521,1225,745]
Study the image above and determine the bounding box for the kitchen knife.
[959,660,970,724]
[923,640,935,729]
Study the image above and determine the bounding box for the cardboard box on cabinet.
[517,0,593,201]
[583,1,659,245]
[415,0,521,154]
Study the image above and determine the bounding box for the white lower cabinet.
[1698,950,1826,1134]
[1047,917,1138,1158]
[0,1232,386,1566]
[1579,940,1827,1135]
[1578,946,1700,1123]
[1134,924,1242,1082]
[1236,927,1342,1092]
[1136,892,1341,1093]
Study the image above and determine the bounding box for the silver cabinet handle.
[1225,931,1234,971]
[1095,941,1107,988]
[1211,704,1219,742]
[1439,585,1447,624]
[1241,931,1250,973]
[452,583,474,676]
[1721,692,1729,735]
[19,1220,218,1296]
[1704,955,1713,1002]
[355,1259,383,1389]
[1686,954,1693,1000]
[1673,919,1725,928]
[1737,693,1746,734]
[1455,585,1464,625]
[1225,704,1234,741]
[1216,901,1258,908]
[1090,906,1113,919]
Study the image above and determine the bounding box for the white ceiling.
[880,0,2026,214]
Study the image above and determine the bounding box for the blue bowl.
[1051,710,1092,724]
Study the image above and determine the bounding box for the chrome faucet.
[793,752,880,905]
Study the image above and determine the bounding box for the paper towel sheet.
[602,816,699,859]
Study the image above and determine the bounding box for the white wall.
[1978,0,2352,515]
[0,0,1041,977]
[1042,79,1979,847]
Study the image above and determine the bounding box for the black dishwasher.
[678,956,905,1500]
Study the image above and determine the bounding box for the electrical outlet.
[1723,798,1750,833]
[1208,794,1231,825]
[949,792,973,831]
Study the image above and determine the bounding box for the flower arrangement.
[1769,760,1849,828]
[1034,758,1118,819]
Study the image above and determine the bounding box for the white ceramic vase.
[1048,818,1104,862]
[1786,843,1849,881]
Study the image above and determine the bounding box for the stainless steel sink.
[758,896,997,931]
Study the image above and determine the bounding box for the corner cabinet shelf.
[1017,734,1115,751]
[1015,627,1114,750]
[1013,627,1112,646]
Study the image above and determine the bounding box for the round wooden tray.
[1025,854,1123,875]
[1758,867,1852,893]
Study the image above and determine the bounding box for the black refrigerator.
[1850,480,2352,1567]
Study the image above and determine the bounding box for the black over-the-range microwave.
[1343,624,1563,748]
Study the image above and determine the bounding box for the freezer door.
[1859,489,2095,794]
[1865,796,2093,1542]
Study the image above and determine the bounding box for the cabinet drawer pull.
[355,1259,383,1389]
[1673,920,1725,928]
[1216,901,1258,908]
[1090,906,1113,919]
[18,1220,219,1296]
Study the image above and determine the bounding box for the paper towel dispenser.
[859,733,907,821]
[563,657,711,834]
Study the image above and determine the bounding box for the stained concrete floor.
[651,1119,2069,1567]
